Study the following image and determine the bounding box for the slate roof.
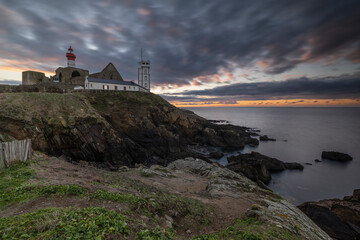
[87,77,139,86]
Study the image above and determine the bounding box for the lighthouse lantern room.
[66,45,76,67]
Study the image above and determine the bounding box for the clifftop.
[0,91,257,168]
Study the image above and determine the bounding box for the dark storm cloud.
[0,0,360,85]
[180,73,360,100]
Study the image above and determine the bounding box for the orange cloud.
[172,98,360,108]
[137,8,150,16]
[257,60,270,69]
[191,79,202,86]
[0,65,54,76]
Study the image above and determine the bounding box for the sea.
[185,107,360,205]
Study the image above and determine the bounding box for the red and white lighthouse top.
[66,45,76,61]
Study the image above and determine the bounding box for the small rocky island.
[321,151,353,162]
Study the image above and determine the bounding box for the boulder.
[209,151,224,159]
[321,151,353,162]
[298,189,360,240]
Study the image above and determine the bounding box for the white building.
[85,76,147,92]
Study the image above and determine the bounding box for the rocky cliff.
[0,92,257,168]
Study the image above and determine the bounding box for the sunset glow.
[173,99,360,108]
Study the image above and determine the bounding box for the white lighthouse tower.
[66,45,76,67]
[138,48,150,92]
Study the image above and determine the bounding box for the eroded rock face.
[0,92,257,168]
[298,189,360,240]
[226,152,303,185]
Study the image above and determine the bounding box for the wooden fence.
[0,139,32,169]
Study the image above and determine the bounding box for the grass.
[192,218,300,240]
[0,92,103,124]
[90,189,145,204]
[0,207,129,239]
[101,171,213,227]
[136,228,174,240]
[0,161,87,208]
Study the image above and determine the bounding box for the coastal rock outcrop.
[321,151,353,162]
[0,92,258,168]
[298,189,360,240]
[166,158,331,240]
[259,135,276,141]
[226,151,303,185]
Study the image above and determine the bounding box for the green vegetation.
[0,161,34,192]
[0,162,35,208]
[0,207,128,239]
[90,189,145,204]
[136,228,174,240]
[192,218,300,240]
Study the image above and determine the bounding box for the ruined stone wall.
[22,71,50,85]
[55,67,89,85]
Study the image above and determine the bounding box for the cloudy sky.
[0,0,359,106]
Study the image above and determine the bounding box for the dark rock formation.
[209,151,224,159]
[259,135,276,141]
[208,120,230,124]
[0,92,258,169]
[298,189,360,240]
[284,162,304,170]
[226,152,303,185]
[321,151,353,162]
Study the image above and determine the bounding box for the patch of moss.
[0,207,129,239]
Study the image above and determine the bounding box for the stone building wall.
[89,63,123,81]
[55,67,89,86]
[22,71,50,85]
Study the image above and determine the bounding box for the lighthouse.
[66,45,76,67]
[138,48,150,92]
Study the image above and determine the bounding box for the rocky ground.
[0,153,331,239]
